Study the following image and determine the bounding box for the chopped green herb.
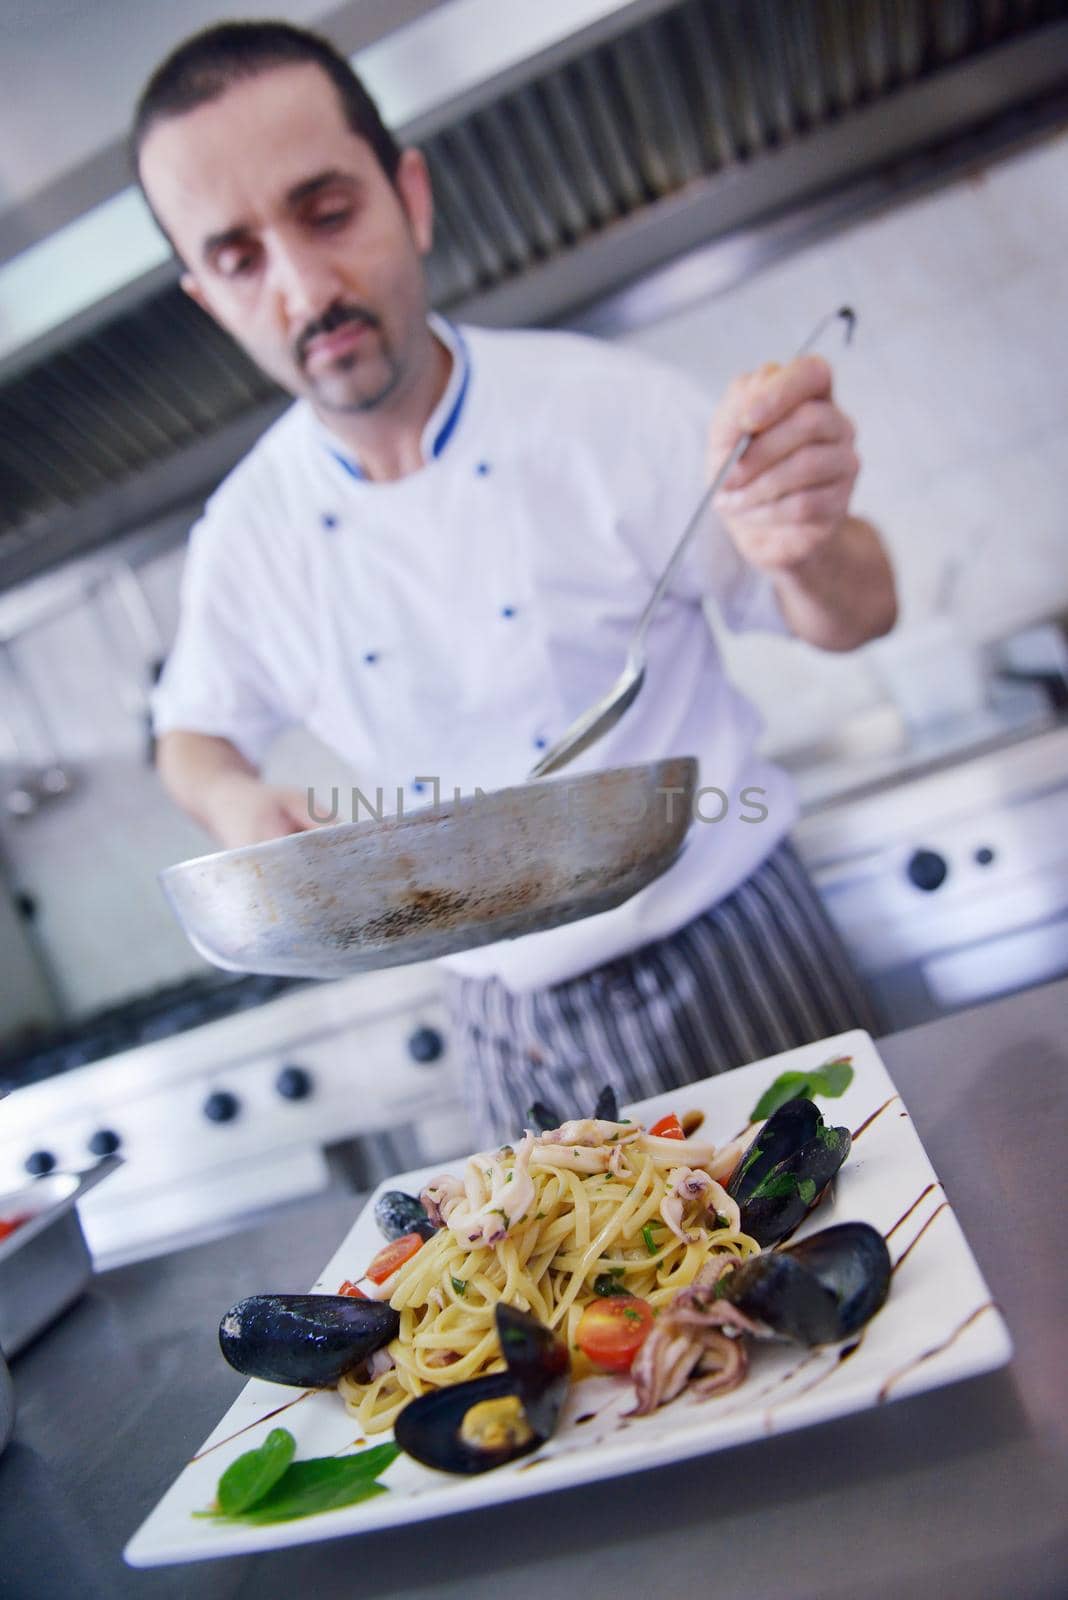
[505,1172,513,1182]
[713,1213,730,1230]
[622,1307,643,1323]
[609,1265,626,1277]
[797,1177,817,1205]
[593,1273,629,1297]
[450,1276,468,1297]
[735,1140,765,1183]
[642,1224,658,1256]
[197,1435,399,1527]
[750,1057,854,1121]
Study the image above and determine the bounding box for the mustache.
[295,303,379,366]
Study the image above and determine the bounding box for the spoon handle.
[629,306,856,657]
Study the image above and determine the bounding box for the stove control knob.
[203,1089,240,1124]
[408,1025,444,1064]
[906,849,948,892]
[88,1129,121,1157]
[275,1064,313,1101]
[25,1149,56,1177]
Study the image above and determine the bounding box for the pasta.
[338,1116,761,1433]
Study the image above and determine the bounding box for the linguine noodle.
[338,1117,760,1433]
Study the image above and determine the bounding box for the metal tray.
[0,1156,120,1357]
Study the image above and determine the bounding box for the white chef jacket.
[153,315,800,992]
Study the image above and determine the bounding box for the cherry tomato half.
[576,1295,654,1372]
[649,1113,685,1140]
[337,1279,367,1298]
[0,1215,29,1243]
[366,1232,424,1284]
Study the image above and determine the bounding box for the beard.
[294,301,404,414]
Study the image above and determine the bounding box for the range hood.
[1,0,1067,591]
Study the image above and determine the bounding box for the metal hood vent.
[2,0,1067,590]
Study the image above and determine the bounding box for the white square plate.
[125,1030,1012,1568]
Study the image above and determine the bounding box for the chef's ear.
[395,147,434,256]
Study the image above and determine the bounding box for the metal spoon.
[529,307,857,780]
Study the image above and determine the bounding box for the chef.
[135,21,897,1144]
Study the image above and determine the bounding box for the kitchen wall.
[618,126,1068,755]
[2,125,1066,1025]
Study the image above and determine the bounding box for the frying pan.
[161,756,697,979]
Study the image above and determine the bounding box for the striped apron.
[443,839,881,1148]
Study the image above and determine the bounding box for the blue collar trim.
[324,318,470,483]
[429,325,470,459]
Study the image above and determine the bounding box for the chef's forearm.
[155,730,259,831]
[770,516,897,652]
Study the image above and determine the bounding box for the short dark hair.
[131,20,402,187]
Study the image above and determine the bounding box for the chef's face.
[138,64,433,415]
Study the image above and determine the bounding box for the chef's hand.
[709,356,860,572]
[203,774,320,850]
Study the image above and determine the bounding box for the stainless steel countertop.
[2,981,1066,1600]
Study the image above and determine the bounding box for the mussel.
[718,1221,891,1345]
[728,1097,851,1246]
[593,1083,619,1122]
[374,1189,436,1242]
[526,1098,563,1133]
[219,1295,399,1387]
[525,1082,619,1135]
[393,1304,570,1475]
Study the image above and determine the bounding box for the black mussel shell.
[394,1304,570,1475]
[593,1084,619,1123]
[526,1098,563,1133]
[729,1098,824,1201]
[494,1302,570,1439]
[728,1097,851,1247]
[394,1372,531,1475]
[374,1189,436,1242]
[219,1294,399,1387]
[526,1085,618,1135]
[719,1222,891,1344]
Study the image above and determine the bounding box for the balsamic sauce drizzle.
[877,1302,996,1401]
[189,1389,315,1462]
[884,1183,938,1241]
[892,1201,950,1274]
[852,1094,900,1142]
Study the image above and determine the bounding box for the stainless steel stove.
[792,722,1068,1030]
[0,966,470,1267]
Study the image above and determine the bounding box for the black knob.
[275,1064,313,1101]
[25,1149,56,1176]
[203,1089,240,1124]
[88,1129,121,1157]
[408,1025,444,1064]
[906,849,948,892]
[975,846,995,867]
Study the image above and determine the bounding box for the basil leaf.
[216,1427,296,1516]
[205,1440,399,1526]
[750,1057,855,1121]
[238,1457,395,1525]
[819,1057,854,1097]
